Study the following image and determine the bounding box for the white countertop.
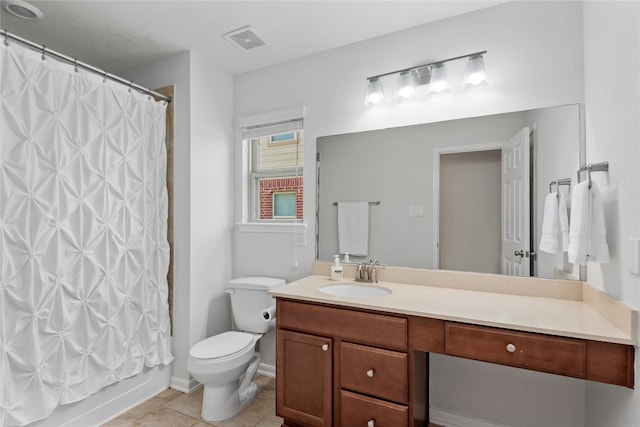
[269,272,637,346]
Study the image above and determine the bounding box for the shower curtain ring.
[41,44,46,60]
[74,59,79,73]
[3,33,8,47]
[103,70,107,83]
[128,81,133,93]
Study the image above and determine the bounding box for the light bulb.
[394,71,415,99]
[462,54,488,89]
[364,78,385,106]
[428,63,449,94]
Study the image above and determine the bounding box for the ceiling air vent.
[223,25,268,51]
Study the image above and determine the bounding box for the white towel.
[568,182,589,264]
[568,181,609,265]
[559,192,569,252]
[587,182,610,263]
[539,192,570,254]
[539,193,559,253]
[338,201,369,256]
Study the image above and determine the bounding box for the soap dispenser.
[331,255,343,281]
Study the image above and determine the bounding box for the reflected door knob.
[514,250,524,257]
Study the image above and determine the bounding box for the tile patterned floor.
[102,375,444,427]
[101,375,282,427]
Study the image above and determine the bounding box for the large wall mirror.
[317,104,582,280]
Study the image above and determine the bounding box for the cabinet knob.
[367,420,375,427]
[506,343,516,353]
[321,344,329,352]
[366,369,374,378]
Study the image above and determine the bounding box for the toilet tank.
[227,277,285,333]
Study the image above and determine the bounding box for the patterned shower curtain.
[0,40,173,426]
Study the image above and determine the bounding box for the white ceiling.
[1,1,506,75]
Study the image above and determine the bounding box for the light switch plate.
[409,205,424,217]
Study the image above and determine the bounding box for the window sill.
[235,222,307,234]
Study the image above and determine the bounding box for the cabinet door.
[276,329,332,427]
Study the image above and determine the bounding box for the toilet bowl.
[187,276,285,422]
[188,331,262,422]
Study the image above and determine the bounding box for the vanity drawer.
[340,390,408,427]
[445,323,586,378]
[278,299,407,350]
[340,342,408,404]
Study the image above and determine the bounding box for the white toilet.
[188,276,285,422]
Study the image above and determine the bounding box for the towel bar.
[577,161,609,188]
[549,178,572,194]
[333,201,380,206]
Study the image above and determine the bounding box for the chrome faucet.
[355,259,381,283]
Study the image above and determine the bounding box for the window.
[270,132,297,145]
[273,192,297,218]
[241,116,304,222]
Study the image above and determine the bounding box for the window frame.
[238,107,305,226]
[248,135,303,223]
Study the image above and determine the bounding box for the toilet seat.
[189,331,257,360]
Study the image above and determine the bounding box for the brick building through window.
[259,177,303,219]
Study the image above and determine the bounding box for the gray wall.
[440,150,501,274]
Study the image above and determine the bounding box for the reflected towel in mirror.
[540,193,560,253]
[540,192,570,254]
[338,201,369,256]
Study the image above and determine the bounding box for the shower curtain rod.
[1,29,172,103]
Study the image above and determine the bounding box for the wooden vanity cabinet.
[276,299,421,427]
[277,298,634,427]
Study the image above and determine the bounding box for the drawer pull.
[367,420,375,427]
[366,369,375,378]
[322,344,329,352]
[506,343,516,353]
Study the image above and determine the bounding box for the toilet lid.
[189,331,255,359]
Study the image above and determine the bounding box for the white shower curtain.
[0,41,173,426]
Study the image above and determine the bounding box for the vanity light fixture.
[427,63,449,94]
[364,77,385,106]
[393,70,416,99]
[461,53,488,88]
[364,50,487,106]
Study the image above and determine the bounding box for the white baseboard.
[257,362,275,378]
[430,407,507,427]
[170,375,202,394]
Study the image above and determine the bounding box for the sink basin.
[318,283,391,297]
